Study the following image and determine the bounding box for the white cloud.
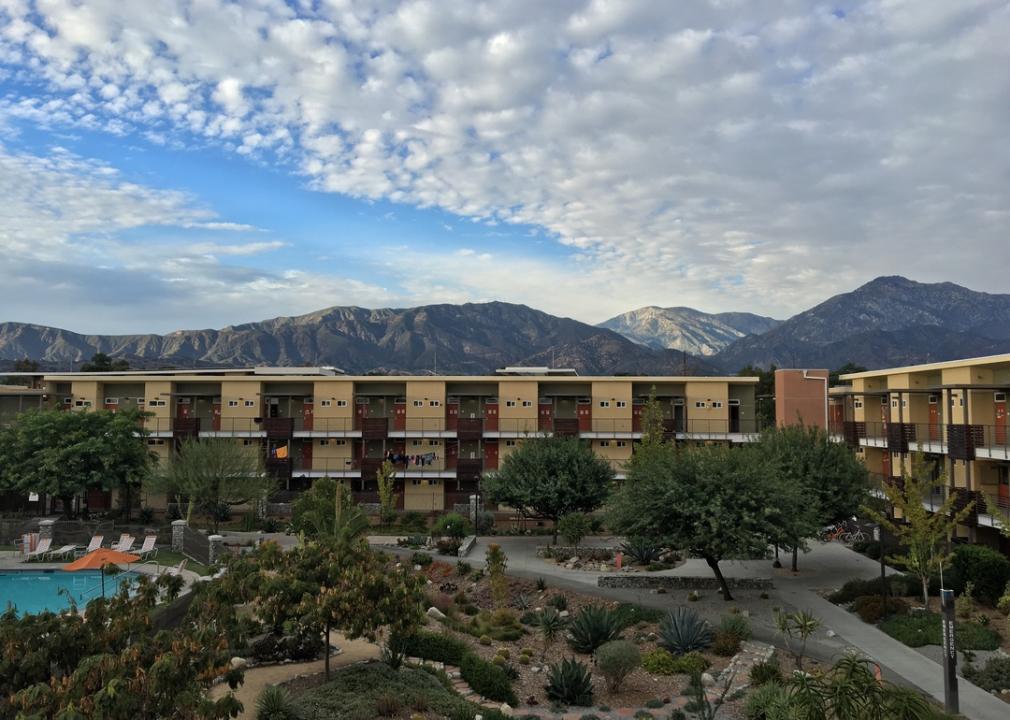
[0,0,1007,326]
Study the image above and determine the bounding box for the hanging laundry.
[275,445,289,459]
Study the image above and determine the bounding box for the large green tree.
[757,424,870,571]
[149,438,275,532]
[290,476,369,542]
[737,364,776,428]
[482,436,613,544]
[80,351,130,372]
[609,443,777,600]
[0,408,153,518]
[1,358,39,385]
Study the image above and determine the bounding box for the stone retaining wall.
[599,575,773,590]
[536,545,618,559]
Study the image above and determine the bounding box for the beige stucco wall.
[405,380,446,431]
[497,380,538,432]
[685,381,729,433]
[591,381,633,432]
[404,480,445,511]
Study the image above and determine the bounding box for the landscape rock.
[229,656,248,669]
[701,672,716,687]
[426,606,446,621]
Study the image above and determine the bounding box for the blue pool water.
[0,570,139,615]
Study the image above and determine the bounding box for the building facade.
[830,355,1010,552]
[0,367,760,516]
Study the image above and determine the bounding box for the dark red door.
[577,400,592,432]
[355,399,368,430]
[212,401,222,431]
[538,401,553,432]
[394,400,407,431]
[446,401,459,431]
[929,395,940,441]
[484,401,498,432]
[995,393,1007,446]
[632,403,644,432]
[484,440,499,470]
[177,399,192,419]
[302,400,313,431]
[446,440,458,469]
[882,451,891,479]
[301,440,312,471]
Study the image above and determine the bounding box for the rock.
[414,564,422,571]
[534,606,543,612]
[531,666,541,673]
[500,703,512,714]
[647,632,658,641]
[426,606,447,620]
[701,672,716,687]
[599,563,608,571]
[229,656,248,669]
[559,610,569,618]
[826,630,837,638]
[568,556,579,564]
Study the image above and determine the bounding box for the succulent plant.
[567,605,621,654]
[546,657,594,706]
[620,537,663,565]
[658,607,713,655]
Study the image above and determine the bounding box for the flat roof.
[495,366,579,376]
[840,353,1010,381]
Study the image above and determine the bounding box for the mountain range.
[2,276,1008,375]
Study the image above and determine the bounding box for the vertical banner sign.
[940,588,959,714]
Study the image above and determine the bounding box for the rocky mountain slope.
[599,306,780,355]
[0,302,717,375]
[713,276,1010,370]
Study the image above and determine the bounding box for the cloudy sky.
[0,0,1007,334]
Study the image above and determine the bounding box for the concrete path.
[210,633,379,719]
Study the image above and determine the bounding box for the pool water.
[0,570,139,615]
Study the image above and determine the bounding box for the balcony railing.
[390,417,450,436]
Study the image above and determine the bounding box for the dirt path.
[211,633,380,719]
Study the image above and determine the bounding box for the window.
[320,399,332,407]
[336,399,348,407]
[148,400,159,407]
[304,397,313,405]
[243,439,256,446]
[74,399,92,408]
[729,399,741,407]
[695,401,707,409]
[599,400,611,408]
[429,440,439,446]
[996,392,1007,402]
[227,400,239,407]
[854,399,863,408]
[616,400,627,408]
[881,396,888,405]
[616,440,627,448]
[711,401,723,409]
[320,439,330,446]
[505,439,517,447]
[413,400,423,407]
[136,398,145,405]
[600,440,611,447]
[412,439,423,447]
[147,438,165,446]
[506,400,517,407]
[928,395,938,404]
[891,400,898,408]
[429,400,441,407]
[244,400,255,407]
[104,398,119,405]
[522,400,533,407]
[333,439,346,446]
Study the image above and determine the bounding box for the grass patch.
[293,662,506,720]
[611,603,664,629]
[448,609,525,642]
[880,612,1001,650]
[150,549,212,576]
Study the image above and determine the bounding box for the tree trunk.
[921,575,929,607]
[705,555,733,601]
[324,620,331,680]
[60,493,75,519]
[552,519,558,545]
[792,546,799,573]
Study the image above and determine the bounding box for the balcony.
[456,417,485,439]
[456,458,484,481]
[360,417,389,440]
[292,416,358,437]
[262,417,295,439]
[199,417,266,438]
[388,417,455,438]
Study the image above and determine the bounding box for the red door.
[632,403,644,432]
[998,467,1009,504]
[882,451,891,479]
[538,401,553,432]
[928,395,940,441]
[177,399,192,419]
[484,440,499,470]
[301,440,312,471]
[302,400,313,431]
[212,401,221,431]
[880,396,888,436]
[446,440,458,469]
[355,399,368,430]
[394,400,407,431]
[103,401,119,413]
[577,400,592,432]
[829,403,843,430]
[484,400,498,432]
[995,393,1007,446]
[446,401,459,431]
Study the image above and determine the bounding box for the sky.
[0,0,1008,335]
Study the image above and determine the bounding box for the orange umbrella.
[64,549,141,598]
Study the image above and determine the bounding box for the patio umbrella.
[63,548,141,598]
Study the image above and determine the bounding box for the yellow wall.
[221,380,263,420]
[404,479,445,511]
[405,380,446,431]
[70,380,100,409]
[685,381,729,432]
[497,380,538,432]
[312,380,355,431]
[591,381,632,432]
[144,381,173,428]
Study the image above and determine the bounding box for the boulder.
[230,656,248,669]
[701,672,716,687]
[426,606,447,621]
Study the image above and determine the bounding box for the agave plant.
[620,537,663,565]
[567,605,621,654]
[255,685,301,720]
[546,657,595,706]
[514,592,531,611]
[658,607,713,655]
[538,608,567,659]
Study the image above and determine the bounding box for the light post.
[940,588,959,713]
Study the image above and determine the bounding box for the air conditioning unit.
[62,397,72,405]
[105,398,119,405]
[177,397,191,405]
[267,397,279,406]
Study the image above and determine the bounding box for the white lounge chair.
[47,544,78,560]
[76,535,103,558]
[136,535,158,559]
[162,559,187,577]
[110,534,133,552]
[23,537,52,561]
[114,536,136,553]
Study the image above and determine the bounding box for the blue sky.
[0,1,1007,334]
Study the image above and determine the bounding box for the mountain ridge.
[598,306,780,355]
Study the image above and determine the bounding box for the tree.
[80,351,130,372]
[1,358,39,385]
[609,443,776,600]
[376,459,398,524]
[558,512,591,550]
[640,385,666,447]
[150,438,275,532]
[485,542,508,609]
[291,476,368,542]
[737,364,776,429]
[773,609,821,671]
[0,408,153,518]
[757,423,869,571]
[433,511,471,539]
[864,453,973,606]
[829,362,868,387]
[483,436,613,544]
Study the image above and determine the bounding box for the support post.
[171,519,187,553]
[39,518,56,541]
[940,588,959,714]
[208,534,225,565]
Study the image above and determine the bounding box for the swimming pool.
[0,570,139,615]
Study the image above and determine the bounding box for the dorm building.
[829,354,1010,553]
[0,366,760,516]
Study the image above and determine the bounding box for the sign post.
[940,588,959,714]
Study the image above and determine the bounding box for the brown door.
[577,400,592,432]
[301,440,312,471]
[177,399,191,419]
[998,467,1009,502]
[929,395,940,441]
[882,451,891,479]
[538,401,553,432]
[394,400,407,431]
[212,401,222,431]
[484,440,499,470]
[446,401,459,431]
[484,400,498,431]
[355,399,368,430]
[995,393,1007,446]
[301,400,313,431]
[632,403,644,432]
[446,440,458,469]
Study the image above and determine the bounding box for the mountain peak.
[598,306,780,356]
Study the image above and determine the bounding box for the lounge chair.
[111,534,134,552]
[23,537,52,561]
[47,544,78,560]
[162,559,187,577]
[136,535,158,559]
[75,535,103,558]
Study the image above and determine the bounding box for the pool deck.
[0,550,203,590]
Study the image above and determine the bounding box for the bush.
[460,652,518,705]
[400,631,469,665]
[475,510,495,535]
[719,614,752,641]
[400,510,428,532]
[374,693,402,716]
[620,537,663,565]
[658,607,713,655]
[558,512,592,548]
[436,538,462,555]
[749,657,782,687]
[880,612,1001,650]
[744,683,789,720]
[567,605,622,654]
[712,630,740,657]
[549,593,569,611]
[456,560,471,576]
[256,685,301,720]
[434,512,472,540]
[546,658,594,706]
[139,506,155,524]
[594,640,640,692]
[252,633,324,662]
[951,544,1010,605]
[412,551,433,566]
[963,656,1010,692]
[956,581,976,619]
[610,603,664,629]
[829,574,922,604]
[852,595,910,623]
[641,649,708,676]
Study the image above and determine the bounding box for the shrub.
[256,686,301,720]
[712,631,740,657]
[594,640,640,692]
[743,683,789,720]
[479,634,492,646]
[412,551,433,566]
[546,658,594,706]
[536,576,547,591]
[549,593,569,611]
[558,512,592,548]
[962,655,1010,692]
[568,605,622,654]
[436,539,462,555]
[620,537,663,565]
[749,656,782,687]
[658,607,713,655]
[475,510,495,535]
[641,649,708,676]
[400,631,469,665]
[610,603,664,629]
[852,595,910,623]
[456,560,471,576]
[374,693,402,717]
[880,612,1001,650]
[460,652,518,705]
[829,575,919,604]
[428,592,454,615]
[718,614,752,641]
[956,581,976,619]
[434,512,472,540]
[951,544,1010,605]
[400,510,428,531]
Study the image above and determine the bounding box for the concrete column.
[208,534,225,565]
[39,519,56,540]
[171,519,187,553]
